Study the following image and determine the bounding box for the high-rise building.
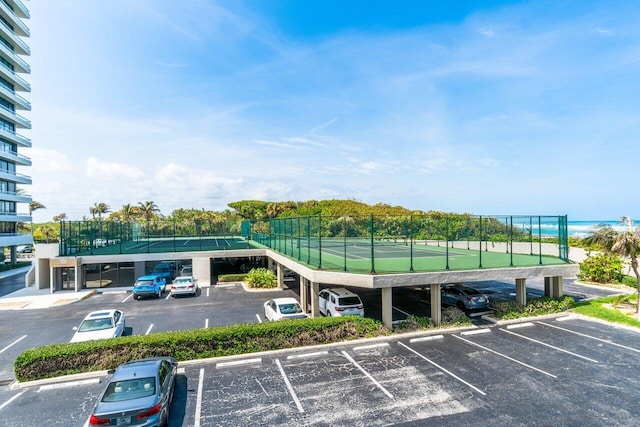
[0,0,31,261]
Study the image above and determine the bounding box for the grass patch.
[572,294,640,328]
[217,273,248,282]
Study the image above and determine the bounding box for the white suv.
[318,288,364,317]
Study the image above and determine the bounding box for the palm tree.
[121,204,139,221]
[138,201,160,222]
[52,213,67,222]
[28,200,46,239]
[90,202,110,220]
[585,216,640,318]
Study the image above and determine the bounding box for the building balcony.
[0,18,28,55]
[0,232,33,248]
[0,146,30,165]
[0,211,30,223]
[0,169,30,184]
[6,0,28,20]
[0,127,30,147]
[0,39,28,73]
[0,61,29,92]
[0,103,29,128]
[0,189,30,203]
[0,1,28,36]
[0,83,29,110]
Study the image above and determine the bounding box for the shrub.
[218,273,248,282]
[578,253,624,284]
[393,307,471,332]
[246,268,277,288]
[622,275,638,288]
[492,296,575,320]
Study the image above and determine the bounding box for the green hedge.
[217,273,248,282]
[492,296,575,320]
[14,317,388,382]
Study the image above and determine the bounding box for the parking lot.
[2,315,640,426]
[0,275,636,426]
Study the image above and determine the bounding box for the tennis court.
[67,236,255,256]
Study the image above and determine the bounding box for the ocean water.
[530,220,636,238]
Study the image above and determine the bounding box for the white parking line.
[452,335,557,378]
[460,329,491,336]
[256,314,263,323]
[556,315,578,322]
[0,334,27,355]
[275,358,304,413]
[287,351,329,360]
[38,378,101,391]
[392,306,411,316]
[410,335,444,343]
[121,293,132,303]
[204,318,209,328]
[341,351,394,399]
[216,358,262,368]
[207,288,210,297]
[398,341,487,395]
[145,324,154,335]
[165,292,171,300]
[353,343,389,352]
[499,328,599,363]
[506,322,534,329]
[194,368,204,427]
[0,390,24,411]
[537,321,640,354]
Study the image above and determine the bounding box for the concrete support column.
[430,284,441,325]
[276,263,284,290]
[134,261,146,279]
[267,258,274,271]
[192,258,211,286]
[552,276,563,298]
[300,277,308,313]
[515,278,527,306]
[310,282,319,318]
[544,276,552,297]
[381,287,393,330]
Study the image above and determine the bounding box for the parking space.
[3,316,639,426]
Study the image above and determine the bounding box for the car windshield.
[462,288,481,295]
[338,297,361,306]
[78,318,113,332]
[278,303,302,314]
[174,278,190,284]
[102,377,156,402]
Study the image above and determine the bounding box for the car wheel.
[327,310,332,317]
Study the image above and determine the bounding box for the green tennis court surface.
[72,236,254,256]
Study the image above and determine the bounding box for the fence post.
[370,213,375,274]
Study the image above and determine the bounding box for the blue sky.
[23,0,640,221]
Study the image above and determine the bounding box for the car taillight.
[89,414,110,425]
[357,306,363,310]
[188,285,194,288]
[137,403,162,419]
[171,285,176,290]
[335,307,345,311]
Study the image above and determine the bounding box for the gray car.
[89,357,177,427]
[441,283,490,311]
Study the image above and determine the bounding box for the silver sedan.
[170,276,198,297]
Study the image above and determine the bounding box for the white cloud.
[85,157,145,179]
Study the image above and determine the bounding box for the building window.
[0,117,14,132]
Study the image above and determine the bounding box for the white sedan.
[263,297,309,321]
[70,310,125,343]
[170,276,198,297]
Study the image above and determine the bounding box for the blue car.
[132,275,167,300]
